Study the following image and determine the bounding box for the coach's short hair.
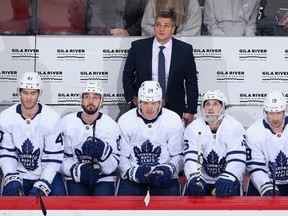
[155,10,176,25]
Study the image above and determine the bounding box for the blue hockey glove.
[70,162,101,185]
[83,138,112,162]
[29,179,52,196]
[148,164,174,188]
[187,175,206,196]
[128,166,152,184]
[214,172,239,197]
[260,182,281,196]
[2,173,24,196]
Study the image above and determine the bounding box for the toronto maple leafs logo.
[16,138,40,171]
[203,150,226,178]
[133,140,161,166]
[268,151,288,181]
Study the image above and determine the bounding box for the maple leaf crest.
[268,151,288,181]
[16,138,40,171]
[203,149,226,178]
[133,140,161,166]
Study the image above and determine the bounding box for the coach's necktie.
[158,46,166,99]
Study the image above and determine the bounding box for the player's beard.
[82,104,99,115]
[21,97,38,111]
[205,114,219,124]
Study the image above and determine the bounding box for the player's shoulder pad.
[221,114,246,135]
[98,113,119,129]
[246,119,264,139]
[41,104,60,118]
[60,112,79,125]
[0,104,17,118]
[186,117,204,130]
[0,104,19,127]
[160,108,182,125]
[118,109,136,125]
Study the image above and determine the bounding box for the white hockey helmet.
[138,80,162,103]
[201,90,227,124]
[81,81,104,99]
[19,72,42,90]
[138,81,162,119]
[264,91,286,112]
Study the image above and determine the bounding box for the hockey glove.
[29,179,52,196]
[214,172,239,197]
[70,162,101,185]
[148,164,174,188]
[2,173,24,196]
[187,175,206,196]
[260,182,281,196]
[83,138,112,162]
[128,166,152,184]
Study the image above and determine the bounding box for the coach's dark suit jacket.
[122,36,199,117]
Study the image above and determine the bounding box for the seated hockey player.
[116,80,184,196]
[60,81,120,195]
[0,72,66,196]
[246,91,287,196]
[183,90,246,196]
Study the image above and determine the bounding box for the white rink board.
[0,36,287,127]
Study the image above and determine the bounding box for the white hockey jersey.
[183,114,246,184]
[246,117,288,192]
[0,103,64,184]
[117,108,184,179]
[60,111,120,182]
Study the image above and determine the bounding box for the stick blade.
[144,190,150,206]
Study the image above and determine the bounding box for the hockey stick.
[143,170,153,206]
[196,131,209,196]
[37,190,47,216]
[196,132,202,185]
[144,187,150,206]
[272,162,276,196]
[92,118,96,142]
[90,118,100,170]
[143,169,164,206]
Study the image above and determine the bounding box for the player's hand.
[83,138,112,162]
[2,173,24,196]
[214,172,239,197]
[260,182,281,196]
[128,166,152,184]
[187,176,206,196]
[111,28,129,36]
[148,165,173,188]
[29,179,52,196]
[70,163,101,185]
[182,113,194,127]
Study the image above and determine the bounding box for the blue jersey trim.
[43,150,64,155]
